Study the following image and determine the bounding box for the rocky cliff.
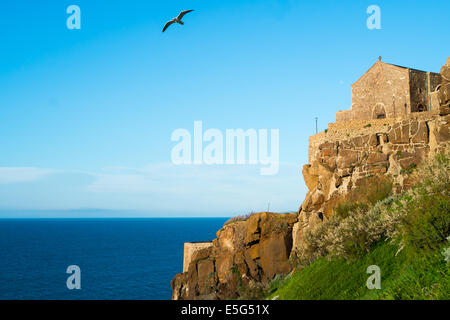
[171,212,297,300]
[439,57,450,115]
[171,58,450,300]
[293,112,449,248]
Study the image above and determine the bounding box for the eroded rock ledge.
[171,212,297,300]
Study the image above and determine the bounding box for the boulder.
[302,163,319,191]
[259,232,292,280]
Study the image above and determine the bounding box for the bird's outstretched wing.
[162,20,175,32]
[177,10,194,20]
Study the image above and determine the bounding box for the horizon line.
[0,216,232,219]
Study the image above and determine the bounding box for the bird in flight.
[162,10,194,32]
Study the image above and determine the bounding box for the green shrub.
[335,201,368,220]
[391,153,450,253]
[292,194,401,264]
[410,153,450,194]
[400,193,450,253]
[238,280,268,300]
[334,175,393,219]
[359,176,393,205]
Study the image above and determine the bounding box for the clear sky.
[0,0,449,217]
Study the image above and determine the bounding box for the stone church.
[336,59,442,122]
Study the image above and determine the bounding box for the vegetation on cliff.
[264,153,450,300]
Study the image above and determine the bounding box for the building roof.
[352,60,440,86]
[388,63,440,74]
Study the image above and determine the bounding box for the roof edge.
[352,61,440,87]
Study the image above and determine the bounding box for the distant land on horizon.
[0,209,235,219]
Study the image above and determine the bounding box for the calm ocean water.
[0,218,227,300]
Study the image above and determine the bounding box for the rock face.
[171,212,297,300]
[439,57,450,115]
[292,112,450,256]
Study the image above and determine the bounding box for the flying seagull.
[162,10,194,32]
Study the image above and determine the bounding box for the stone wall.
[336,109,353,122]
[183,242,213,272]
[351,62,411,120]
[409,69,441,112]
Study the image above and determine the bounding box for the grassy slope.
[268,154,450,300]
[269,241,449,300]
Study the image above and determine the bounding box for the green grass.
[269,241,449,300]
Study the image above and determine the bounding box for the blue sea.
[0,218,227,300]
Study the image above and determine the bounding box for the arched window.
[372,103,386,119]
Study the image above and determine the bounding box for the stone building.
[336,59,442,122]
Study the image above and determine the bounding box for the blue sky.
[0,0,449,217]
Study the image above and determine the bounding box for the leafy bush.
[334,175,393,220]
[334,202,368,220]
[299,195,401,262]
[410,152,450,194]
[238,280,268,300]
[399,193,449,253]
[392,153,450,253]
[355,175,393,205]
